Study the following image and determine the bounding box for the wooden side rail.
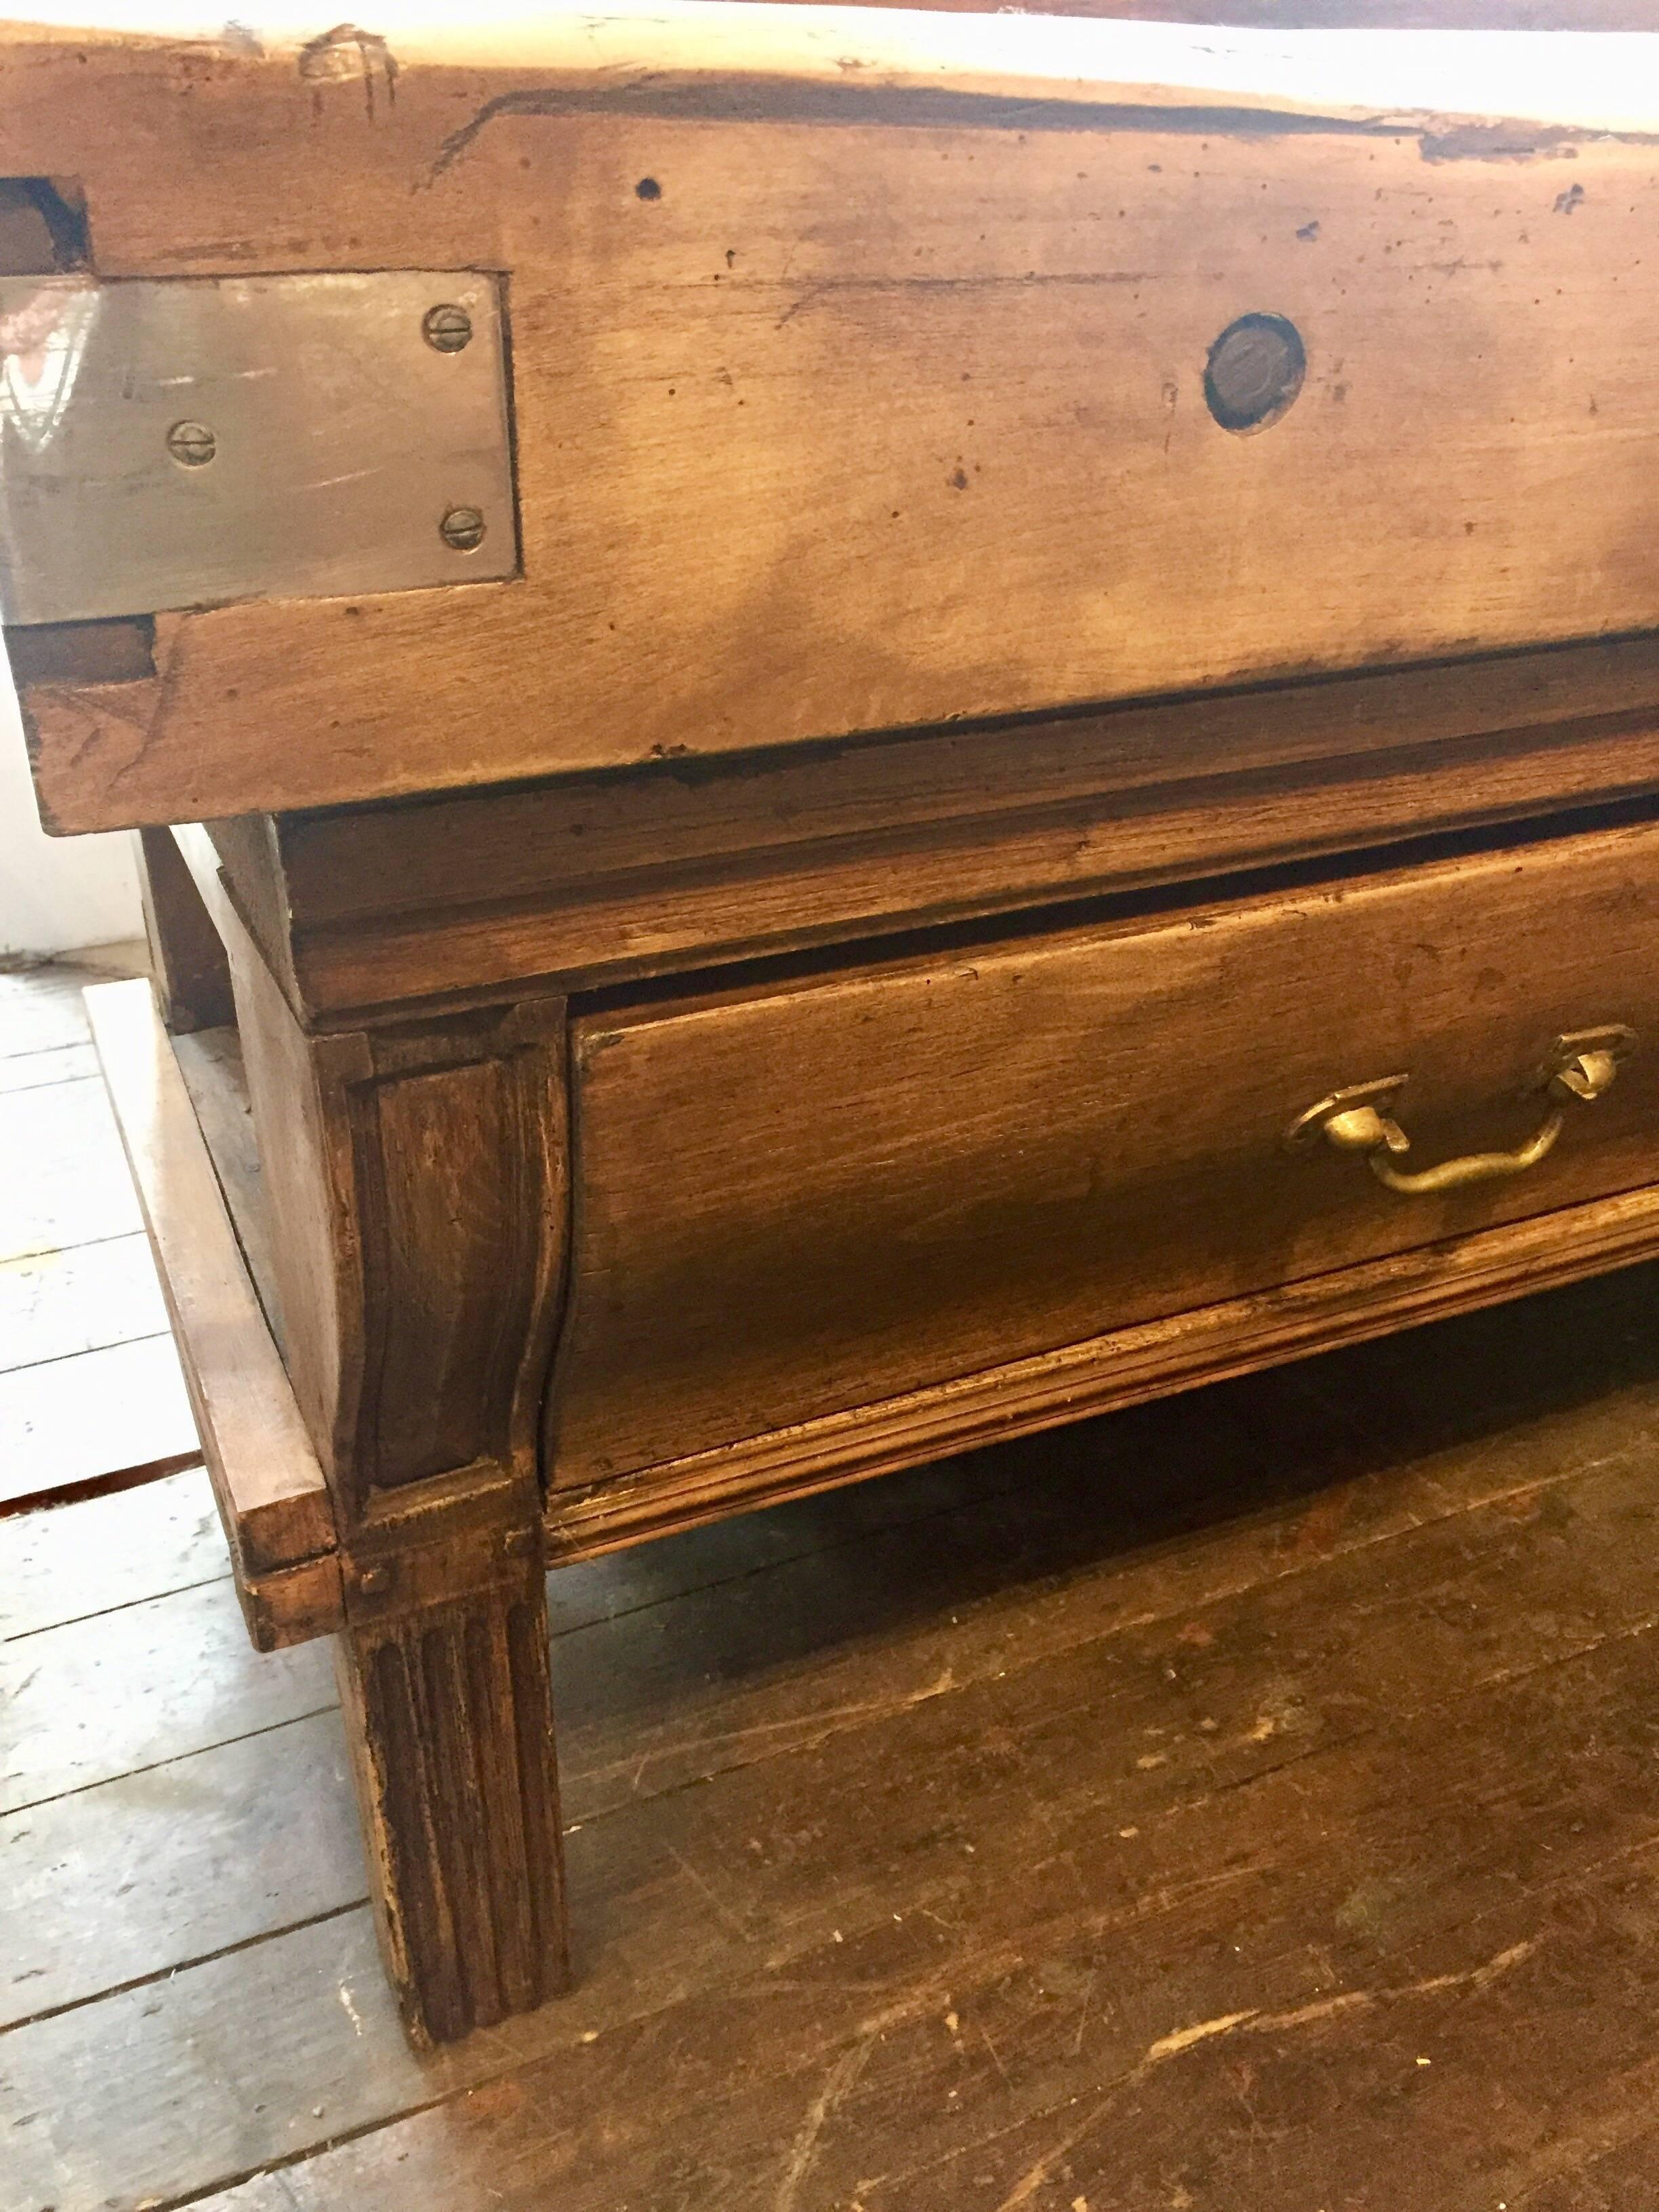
[85,980,342,1650]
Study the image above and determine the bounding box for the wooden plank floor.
[0,947,201,1511]
[6,1250,1659,2211]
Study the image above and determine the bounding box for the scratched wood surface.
[18,9,1659,828]
[7,1251,1659,2210]
[552,817,1659,1482]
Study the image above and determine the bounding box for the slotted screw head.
[166,419,217,467]
[423,302,473,353]
[440,504,486,552]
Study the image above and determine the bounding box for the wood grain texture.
[541,1278,1659,1819]
[194,815,304,1010]
[279,718,1659,1014]
[216,638,1659,1019]
[18,38,1659,2057]
[164,1679,1659,2212]
[0,1334,197,1511]
[171,1023,282,1342]
[0,1575,335,1815]
[272,638,1659,933]
[0,1232,167,1373]
[13,1263,1659,2211]
[219,899,356,1483]
[9,1370,1296,2031]
[211,910,577,2036]
[85,980,336,1599]
[202,901,580,2034]
[1,1251,1653,2198]
[5,2,1653,121]
[361,1057,553,1488]
[237,1555,346,1651]
[221,907,569,1519]
[550,815,1659,1486]
[337,1549,569,2048]
[548,1181,1659,1557]
[16,13,1659,824]
[333,1004,567,1504]
[537,1266,1659,1823]
[136,822,234,1033]
[0,1463,225,1639]
[0,1708,361,2028]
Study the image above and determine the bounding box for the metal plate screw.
[166,419,217,467]
[358,1563,394,1597]
[440,505,486,552]
[423,303,473,353]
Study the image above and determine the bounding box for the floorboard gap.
[0,1900,370,2037]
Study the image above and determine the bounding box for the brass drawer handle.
[1284,1026,1636,1197]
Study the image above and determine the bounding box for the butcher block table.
[11,1,1659,2047]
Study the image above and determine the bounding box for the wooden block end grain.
[85,979,342,1646]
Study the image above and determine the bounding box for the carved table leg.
[336,1523,568,2045]
[221,901,573,2043]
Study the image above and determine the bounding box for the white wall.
[0,668,143,957]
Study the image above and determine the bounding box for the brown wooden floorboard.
[9,1563,1659,2211]
[4,1263,1659,2211]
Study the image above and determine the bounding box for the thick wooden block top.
[8,5,1659,826]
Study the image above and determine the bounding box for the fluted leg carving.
[335,1536,567,2046]
[223,909,573,2045]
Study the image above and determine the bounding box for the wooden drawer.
[550,817,1659,1487]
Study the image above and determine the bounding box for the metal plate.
[0,271,516,625]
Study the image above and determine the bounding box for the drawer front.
[551,821,1659,1484]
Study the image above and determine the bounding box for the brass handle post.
[1284,1027,1635,1198]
